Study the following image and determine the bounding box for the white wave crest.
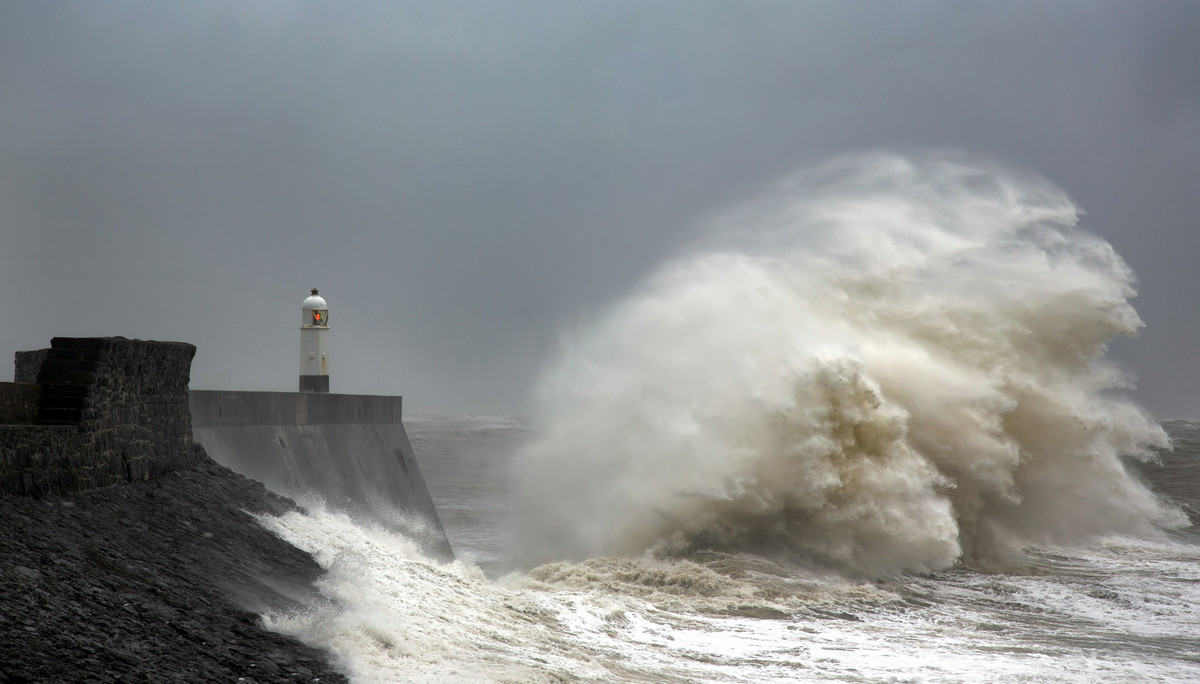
[511,151,1183,576]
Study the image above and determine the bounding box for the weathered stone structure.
[14,348,48,384]
[0,337,203,496]
[0,382,40,424]
[0,336,353,681]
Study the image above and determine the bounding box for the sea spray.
[251,420,1200,683]
[511,151,1182,575]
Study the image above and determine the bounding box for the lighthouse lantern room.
[300,288,330,393]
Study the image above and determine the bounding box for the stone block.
[0,338,200,496]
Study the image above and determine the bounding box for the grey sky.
[1,1,1197,417]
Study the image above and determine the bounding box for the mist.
[1,2,1197,416]
[511,152,1184,575]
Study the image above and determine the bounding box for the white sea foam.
[511,151,1184,575]
[257,503,1200,683]
[257,504,892,683]
[251,153,1198,683]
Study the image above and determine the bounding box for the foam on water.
[510,151,1185,575]
[251,153,1200,682]
[257,504,1200,683]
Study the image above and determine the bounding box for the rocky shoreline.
[0,452,346,683]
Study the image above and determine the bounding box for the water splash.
[512,151,1183,576]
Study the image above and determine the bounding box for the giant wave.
[511,151,1185,576]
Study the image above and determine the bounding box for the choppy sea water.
[255,416,1200,683]
[256,156,1200,682]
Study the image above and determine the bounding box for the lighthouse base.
[299,375,329,393]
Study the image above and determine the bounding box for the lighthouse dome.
[302,288,327,310]
[301,288,329,326]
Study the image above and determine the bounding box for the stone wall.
[190,390,403,426]
[189,389,453,562]
[0,337,204,496]
[0,382,40,424]
[15,349,48,384]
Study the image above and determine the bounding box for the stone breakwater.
[0,337,347,682]
[1,337,203,496]
[0,457,347,683]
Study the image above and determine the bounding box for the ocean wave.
[510,151,1186,576]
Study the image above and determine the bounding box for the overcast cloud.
[1,1,1197,417]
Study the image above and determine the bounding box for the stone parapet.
[14,349,47,384]
[0,383,41,424]
[190,390,403,426]
[1,337,204,496]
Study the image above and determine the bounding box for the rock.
[0,455,347,683]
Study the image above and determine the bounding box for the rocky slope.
[0,452,346,683]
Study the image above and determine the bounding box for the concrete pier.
[190,390,453,561]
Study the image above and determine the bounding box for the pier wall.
[190,390,453,561]
[1,338,451,561]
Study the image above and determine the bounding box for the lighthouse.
[300,288,330,393]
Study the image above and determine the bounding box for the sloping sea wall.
[0,337,352,680]
[0,337,451,561]
[190,390,454,561]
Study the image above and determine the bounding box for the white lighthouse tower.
[300,288,330,393]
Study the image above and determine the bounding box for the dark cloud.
[2,1,1197,416]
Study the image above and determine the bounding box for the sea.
[254,417,1200,683]
[255,153,1200,682]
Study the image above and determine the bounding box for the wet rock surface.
[0,455,346,683]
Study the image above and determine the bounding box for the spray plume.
[512,152,1182,576]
